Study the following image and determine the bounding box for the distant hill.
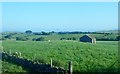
[96,29,118,33]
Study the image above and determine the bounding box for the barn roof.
[83,34,96,39]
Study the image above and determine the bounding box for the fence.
[2,52,73,74]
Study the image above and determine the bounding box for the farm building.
[79,34,96,44]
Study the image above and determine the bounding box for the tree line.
[0,30,119,41]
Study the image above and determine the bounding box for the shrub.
[4,35,11,39]
[60,38,66,40]
[25,30,32,34]
[52,60,63,67]
[34,57,48,64]
[72,37,76,40]
[35,37,45,41]
[16,37,29,41]
[116,36,120,41]
[32,38,36,41]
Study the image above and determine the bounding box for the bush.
[32,37,45,41]
[25,30,32,34]
[4,35,11,39]
[1,38,6,40]
[60,37,76,40]
[52,60,63,67]
[60,38,66,40]
[36,37,44,41]
[41,31,50,35]
[34,57,48,64]
[116,36,120,41]
[32,38,36,41]
[16,37,29,41]
[0,36,6,40]
[72,37,76,40]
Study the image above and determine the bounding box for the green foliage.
[116,36,120,41]
[4,35,12,39]
[0,36,6,40]
[25,30,32,34]
[16,37,29,41]
[41,31,49,35]
[2,40,118,72]
[52,59,63,67]
[60,37,76,40]
[34,57,48,64]
[72,37,76,40]
[1,31,119,41]
[2,60,26,72]
[32,37,45,41]
[95,33,118,41]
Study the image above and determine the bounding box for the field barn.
[0,32,119,73]
[80,35,96,44]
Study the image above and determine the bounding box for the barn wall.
[80,35,92,43]
[92,39,96,44]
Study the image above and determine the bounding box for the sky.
[2,2,118,32]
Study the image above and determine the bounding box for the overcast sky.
[2,2,118,32]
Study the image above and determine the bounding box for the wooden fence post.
[9,49,11,55]
[50,58,52,67]
[19,52,21,58]
[33,54,36,60]
[68,61,72,74]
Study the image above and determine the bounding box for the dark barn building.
[80,35,96,44]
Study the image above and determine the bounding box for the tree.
[16,37,29,41]
[116,36,120,41]
[32,38,36,41]
[4,35,11,39]
[60,38,66,40]
[35,37,45,41]
[72,37,76,40]
[41,31,49,35]
[25,30,32,34]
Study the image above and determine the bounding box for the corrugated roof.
[84,34,96,39]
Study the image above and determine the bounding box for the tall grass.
[2,40,118,72]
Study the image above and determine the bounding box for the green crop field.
[2,40,118,72]
[2,61,26,72]
[1,1,119,73]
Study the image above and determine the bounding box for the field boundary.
[2,52,67,74]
